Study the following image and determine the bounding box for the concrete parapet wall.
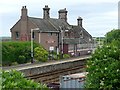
[19,57,88,77]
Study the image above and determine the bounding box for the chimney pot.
[58,8,68,22]
[77,16,83,27]
[43,5,50,19]
[21,6,28,20]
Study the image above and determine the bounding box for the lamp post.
[59,28,64,58]
[89,38,92,50]
[31,28,39,63]
[59,26,69,58]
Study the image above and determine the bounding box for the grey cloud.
[0,1,118,37]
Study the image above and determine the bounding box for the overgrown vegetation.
[63,54,70,59]
[104,29,120,44]
[2,41,48,66]
[34,46,48,62]
[2,70,48,89]
[2,41,71,66]
[48,51,70,60]
[85,29,120,89]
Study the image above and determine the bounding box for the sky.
[0,0,119,37]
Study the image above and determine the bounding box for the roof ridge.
[28,17,42,19]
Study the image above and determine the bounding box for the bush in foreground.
[85,40,120,89]
[2,70,48,89]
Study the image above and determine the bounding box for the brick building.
[10,5,93,56]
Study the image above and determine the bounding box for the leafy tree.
[85,29,120,89]
[105,29,120,44]
[2,70,48,89]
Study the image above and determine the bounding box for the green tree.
[2,70,48,89]
[85,29,120,89]
[105,29,120,44]
[85,43,120,89]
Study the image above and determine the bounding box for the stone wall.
[19,57,89,77]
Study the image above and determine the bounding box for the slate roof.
[72,25,92,38]
[64,38,87,44]
[29,17,70,32]
[29,17,92,44]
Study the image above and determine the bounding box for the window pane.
[32,32,35,38]
[51,32,52,36]
[15,32,19,39]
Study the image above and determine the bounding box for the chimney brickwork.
[21,6,28,20]
[58,8,68,22]
[20,6,28,41]
[77,16,83,27]
[43,5,50,19]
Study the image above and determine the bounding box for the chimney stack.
[43,5,50,19]
[21,6,28,20]
[77,16,83,27]
[58,8,68,22]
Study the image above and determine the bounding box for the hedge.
[2,41,47,66]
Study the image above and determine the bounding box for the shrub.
[85,29,120,89]
[2,70,48,89]
[48,51,60,60]
[2,41,41,66]
[17,55,26,64]
[85,40,120,89]
[34,46,48,62]
[104,29,120,44]
[63,54,70,59]
[2,42,16,66]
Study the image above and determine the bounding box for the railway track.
[26,64,85,84]
[3,55,89,84]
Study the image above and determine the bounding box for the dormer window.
[15,31,19,39]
